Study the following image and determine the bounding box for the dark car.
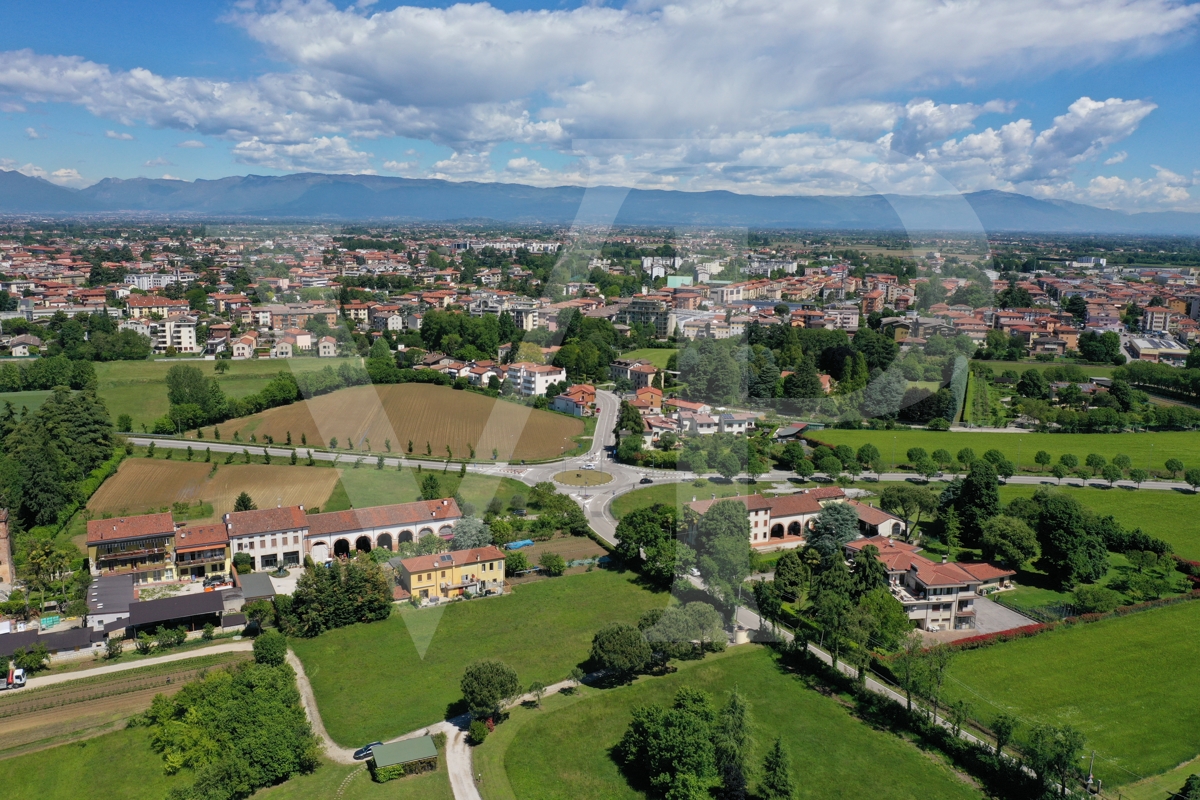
[353,741,383,760]
[640,476,654,484]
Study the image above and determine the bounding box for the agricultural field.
[0,650,251,758]
[619,348,676,369]
[94,358,354,431]
[291,568,666,746]
[87,458,341,520]
[494,646,982,800]
[811,428,1200,475]
[999,483,1200,561]
[204,384,584,462]
[941,599,1200,786]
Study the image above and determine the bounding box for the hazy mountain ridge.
[1,169,1198,233]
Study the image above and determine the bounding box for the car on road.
[688,567,701,578]
[584,463,595,470]
[353,741,383,760]
[640,476,654,484]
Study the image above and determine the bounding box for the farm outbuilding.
[368,736,438,782]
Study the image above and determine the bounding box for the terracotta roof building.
[397,545,506,601]
[305,499,463,561]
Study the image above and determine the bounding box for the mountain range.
[2,168,1199,234]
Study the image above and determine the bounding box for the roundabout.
[553,469,614,486]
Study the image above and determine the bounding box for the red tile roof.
[225,506,308,537]
[87,512,175,544]
[399,545,506,574]
[764,493,823,516]
[175,523,229,552]
[307,499,462,537]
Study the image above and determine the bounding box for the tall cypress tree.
[714,691,750,800]
[759,738,796,800]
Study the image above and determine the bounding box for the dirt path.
[24,640,254,690]
[285,650,358,765]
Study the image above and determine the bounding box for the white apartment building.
[148,315,199,354]
[225,506,309,572]
[505,362,567,396]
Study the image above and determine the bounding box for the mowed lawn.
[3,727,184,800]
[253,757,452,800]
[620,348,676,369]
[998,483,1200,561]
[291,569,667,746]
[94,358,353,431]
[612,482,754,519]
[812,429,1200,474]
[0,388,54,412]
[941,600,1200,785]
[501,646,982,800]
[0,731,445,800]
[328,469,529,514]
[205,383,583,462]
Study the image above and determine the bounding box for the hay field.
[88,459,341,519]
[216,384,584,461]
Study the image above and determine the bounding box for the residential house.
[844,536,1014,631]
[87,513,177,585]
[318,336,339,357]
[173,523,231,580]
[125,295,190,319]
[225,506,309,572]
[506,362,567,396]
[397,545,506,601]
[551,384,596,416]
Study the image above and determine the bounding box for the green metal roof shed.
[370,736,438,768]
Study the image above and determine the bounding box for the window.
[249,541,255,550]
[237,543,243,552]
[283,551,300,566]
[293,536,299,545]
[271,538,277,548]
[441,570,446,578]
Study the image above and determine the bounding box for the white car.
[584,463,595,470]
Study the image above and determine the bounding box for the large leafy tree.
[460,659,520,719]
[808,502,859,557]
[980,515,1040,567]
[590,623,652,682]
[953,460,1000,545]
[696,500,751,610]
[1032,491,1108,587]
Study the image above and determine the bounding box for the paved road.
[22,640,254,691]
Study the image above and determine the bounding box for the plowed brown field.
[88,460,341,518]
[211,384,583,461]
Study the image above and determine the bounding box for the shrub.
[253,629,288,666]
[469,719,489,745]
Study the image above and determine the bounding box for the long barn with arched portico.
[305,498,463,562]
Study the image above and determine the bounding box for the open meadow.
[998,482,1200,560]
[811,428,1200,474]
[291,568,666,746]
[494,646,982,800]
[619,348,676,369]
[205,383,584,462]
[327,468,529,514]
[94,358,356,431]
[941,599,1200,786]
[87,458,342,519]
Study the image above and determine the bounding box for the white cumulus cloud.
[232,136,375,173]
[24,126,42,139]
[105,130,134,140]
[176,140,206,148]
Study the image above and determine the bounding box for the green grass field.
[942,599,1200,786]
[254,757,452,800]
[291,568,667,746]
[611,481,752,519]
[2,727,185,800]
[326,469,529,514]
[0,730,447,800]
[499,646,982,800]
[971,360,1116,378]
[619,348,675,369]
[999,482,1200,561]
[0,388,53,413]
[93,358,360,430]
[812,429,1200,474]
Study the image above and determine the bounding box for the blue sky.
[2,0,1199,211]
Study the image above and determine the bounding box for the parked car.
[688,567,701,578]
[2,668,26,690]
[584,463,595,470]
[640,476,654,484]
[353,741,383,760]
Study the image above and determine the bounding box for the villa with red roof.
[844,536,1015,631]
